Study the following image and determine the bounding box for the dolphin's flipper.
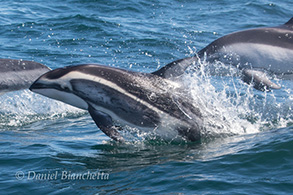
[88,106,124,142]
[152,56,198,79]
[242,69,281,91]
[0,59,50,94]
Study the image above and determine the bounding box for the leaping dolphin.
[30,64,202,142]
[156,18,293,90]
[0,59,50,94]
[29,18,293,142]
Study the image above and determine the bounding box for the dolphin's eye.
[63,86,70,91]
[60,84,71,91]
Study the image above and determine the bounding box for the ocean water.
[0,0,292,194]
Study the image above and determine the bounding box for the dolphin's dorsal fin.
[242,69,281,91]
[152,56,198,79]
[88,105,124,142]
[285,17,293,26]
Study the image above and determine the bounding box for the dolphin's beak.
[29,75,58,92]
[29,78,44,91]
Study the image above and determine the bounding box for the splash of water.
[182,59,292,140]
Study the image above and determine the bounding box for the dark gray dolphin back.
[0,59,50,94]
[152,56,198,79]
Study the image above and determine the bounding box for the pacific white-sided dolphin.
[29,18,293,142]
[0,59,50,94]
[156,18,293,90]
[30,64,202,142]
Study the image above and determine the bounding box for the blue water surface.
[0,0,292,194]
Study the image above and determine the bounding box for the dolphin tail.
[0,59,50,94]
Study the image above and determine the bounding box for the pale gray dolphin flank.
[154,18,293,90]
[30,64,202,142]
[0,59,50,94]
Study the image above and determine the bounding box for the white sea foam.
[0,90,85,128]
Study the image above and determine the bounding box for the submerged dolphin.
[157,18,293,90]
[0,59,50,94]
[30,64,202,142]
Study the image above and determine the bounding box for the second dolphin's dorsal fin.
[152,56,198,79]
[285,17,293,26]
